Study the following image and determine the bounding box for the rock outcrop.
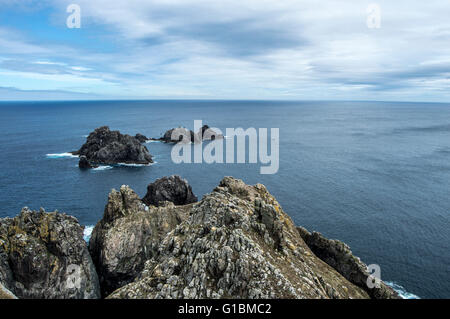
[142,175,198,207]
[78,155,96,169]
[107,177,372,299]
[297,227,400,299]
[0,177,401,300]
[73,126,153,168]
[88,186,191,296]
[0,208,100,299]
[135,133,149,143]
[159,125,223,144]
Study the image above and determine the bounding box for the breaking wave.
[385,281,420,299]
[92,165,113,171]
[46,153,78,159]
[116,163,152,167]
[83,225,94,242]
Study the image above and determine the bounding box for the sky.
[0,0,450,101]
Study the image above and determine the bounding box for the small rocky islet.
[155,124,224,144]
[0,175,399,299]
[72,126,153,169]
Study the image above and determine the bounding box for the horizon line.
[0,98,450,105]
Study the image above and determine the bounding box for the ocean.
[0,100,449,299]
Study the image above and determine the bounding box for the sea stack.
[73,126,153,168]
[159,124,223,143]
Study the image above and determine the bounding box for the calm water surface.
[0,100,449,298]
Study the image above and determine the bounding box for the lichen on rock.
[0,176,400,300]
[89,185,191,296]
[106,177,371,299]
[0,208,100,299]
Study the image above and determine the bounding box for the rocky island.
[72,126,153,169]
[0,176,399,299]
[156,124,224,144]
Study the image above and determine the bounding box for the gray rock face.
[297,227,400,299]
[107,177,371,299]
[142,175,198,207]
[0,176,400,300]
[88,185,191,297]
[74,126,153,167]
[0,208,100,299]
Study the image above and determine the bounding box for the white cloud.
[2,0,450,100]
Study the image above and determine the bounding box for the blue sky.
[0,0,450,101]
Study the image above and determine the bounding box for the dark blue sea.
[0,100,449,299]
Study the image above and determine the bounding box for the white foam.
[46,152,78,159]
[116,163,153,167]
[83,225,94,242]
[385,281,420,299]
[145,140,161,143]
[92,165,113,171]
[88,163,156,170]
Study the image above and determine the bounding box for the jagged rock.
[297,227,400,299]
[73,126,153,167]
[135,133,148,143]
[107,177,372,299]
[0,208,100,299]
[142,175,198,207]
[88,185,191,296]
[159,125,223,144]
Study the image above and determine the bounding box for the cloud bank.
[0,0,450,101]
